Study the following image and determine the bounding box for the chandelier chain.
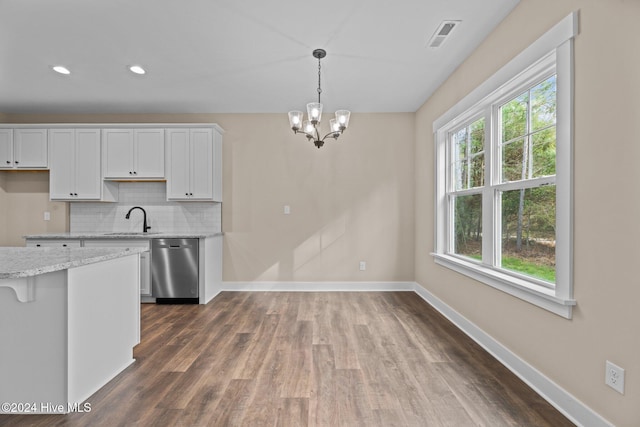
[317,56,322,104]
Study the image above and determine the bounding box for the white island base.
[0,253,140,414]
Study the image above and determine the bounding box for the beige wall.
[0,172,68,246]
[414,0,639,425]
[1,112,416,281]
[218,113,416,282]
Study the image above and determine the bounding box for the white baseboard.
[412,282,612,427]
[222,281,415,292]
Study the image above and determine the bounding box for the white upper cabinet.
[0,129,48,169]
[2,123,222,202]
[49,129,117,201]
[102,128,164,179]
[0,129,14,168]
[166,128,222,201]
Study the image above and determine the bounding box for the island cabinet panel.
[102,128,164,179]
[67,255,140,403]
[0,128,48,170]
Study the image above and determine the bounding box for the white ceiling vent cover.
[427,20,461,48]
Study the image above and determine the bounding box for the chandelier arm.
[320,130,342,142]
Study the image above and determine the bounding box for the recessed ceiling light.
[129,65,146,75]
[52,65,71,75]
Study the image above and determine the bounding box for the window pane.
[501,93,528,142]
[454,128,467,161]
[469,154,485,188]
[531,76,557,131]
[453,160,468,190]
[454,194,482,260]
[469,118,485,154]
[502,138,525,182]
[531,128,556,177]
[501,186,556,283]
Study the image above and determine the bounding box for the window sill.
[431,253,575,318]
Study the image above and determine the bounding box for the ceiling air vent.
[427,20,461,48]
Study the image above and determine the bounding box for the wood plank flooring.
[1,292,574,426]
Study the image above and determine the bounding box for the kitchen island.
[0,246,145,414]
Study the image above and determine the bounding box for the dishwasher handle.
[152,239,197,250]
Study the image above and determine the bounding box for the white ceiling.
[0,0,520,114]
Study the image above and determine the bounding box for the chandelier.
[288,49,351,149]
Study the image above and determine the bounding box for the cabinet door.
[14,129,47,168]
[0,129,14,169]
[134,129,165,178]
[166,129,191,199]
[48,129,76,199]
[190,128,213,200]
[26,239,82,248]
[75,129,101,199]
[103,129,133,178]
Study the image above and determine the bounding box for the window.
[433,13,577,318]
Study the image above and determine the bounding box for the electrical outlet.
[359,261,366,271]
[605,360,625,394]
[284,205,291,215]
[44,211,51,221]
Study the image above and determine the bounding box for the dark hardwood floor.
[1,292,574,426]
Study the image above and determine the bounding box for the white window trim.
[432,12,578,318]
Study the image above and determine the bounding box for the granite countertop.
[23,232,223,240]
[0,247,147,279]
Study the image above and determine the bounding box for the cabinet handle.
[36,244,41,247]
[14,160,19,164]
[5,160,10,164]
[74,193,78,196]
[129,171,133,175]
[133,171,137,175]
[69,193,73,196]
[62,244,67,247]
[185,192,189,196]
[189,193,193,196]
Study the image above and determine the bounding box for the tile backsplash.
[70,182,221,233]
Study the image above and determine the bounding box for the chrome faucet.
[125,206,151,233]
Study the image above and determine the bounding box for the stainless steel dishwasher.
[151,238,199,303]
